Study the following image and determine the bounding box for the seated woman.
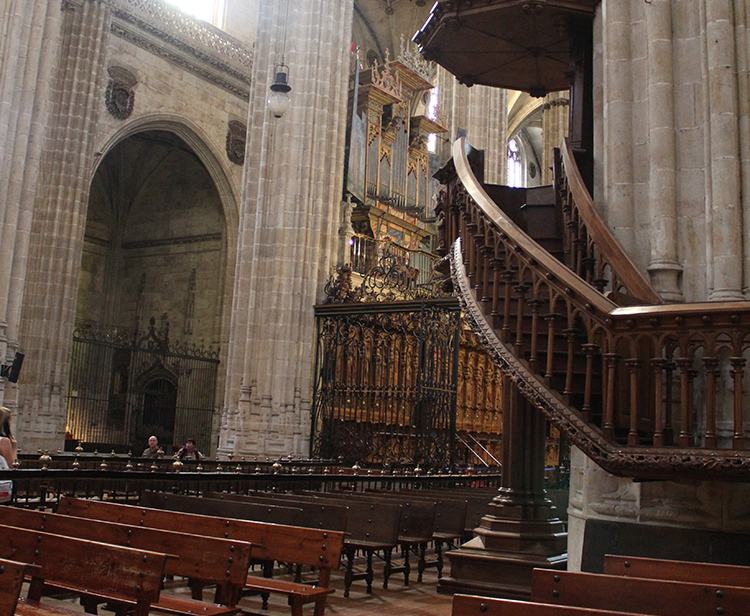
[175,438,204,461]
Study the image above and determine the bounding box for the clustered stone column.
[0,1,61,411]
[17,0,111,450]
[541,91,569,185]
[436,66,508,185]
[219,0,354,458]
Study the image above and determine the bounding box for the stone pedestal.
[438,377,567,598]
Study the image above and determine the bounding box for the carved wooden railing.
[437,137,750,481]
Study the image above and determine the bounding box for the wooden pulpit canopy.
[413,0,601,97]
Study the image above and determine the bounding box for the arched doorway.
[66,130,227,454]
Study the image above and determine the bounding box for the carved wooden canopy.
[413,0,601,96]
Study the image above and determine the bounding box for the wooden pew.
[283,492,402,596]
[140,490,304,526]
[322,491,436,585]
[0,559,31,616]
[362,489,468,577]
[58,497,344,616]
[531,568,750,615]
[604,554,750,587]
[0,505,252,615]
[0,524,166,616]
[395,488,492,539]
[452,594,650,616]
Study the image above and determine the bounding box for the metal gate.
[311,298,461,470]
[66,317,219,454]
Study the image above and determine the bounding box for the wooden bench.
[396,488,492,539]
[0,505,252,615]
[0,558,32,616]
[325,491,436,585]
[0,524,166,616]
[531,567,750,615]
[604,554,750,587]
[272,491,402,596]
[58,497,344,616]
[452,594,651,616]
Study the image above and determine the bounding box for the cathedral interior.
[6,0,750,604]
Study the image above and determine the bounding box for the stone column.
[735,0,750,296]
[17,0,110,451]
[466,85,508,185]
[220,0,353,458]
[704,0,744,300]
[0,0,61,410]
[645,0,684,302]
[601,0,635,252]
[542,91,570,185]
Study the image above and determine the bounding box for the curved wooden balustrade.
[438,137,750,480]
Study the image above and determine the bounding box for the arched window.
[507,138,524,188]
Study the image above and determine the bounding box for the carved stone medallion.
[226,120,247,165]
[105,66,137,120]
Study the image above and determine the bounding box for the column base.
[437,517,567,600]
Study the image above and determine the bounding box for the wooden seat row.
[59,495,344,616]
[453,554,750,616]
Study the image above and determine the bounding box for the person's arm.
[0,436,16,467]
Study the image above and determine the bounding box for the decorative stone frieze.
[105,66,137,119]
[225,120,246,165]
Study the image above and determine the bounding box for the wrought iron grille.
[66,318,219,454]
[311,298,461,470]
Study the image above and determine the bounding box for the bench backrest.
[0,506,252,593]
[58,497,343,572]
[140,490,304,526]
[204,492,348,532]
[288,492,402,545]
[0,524,166,616]
[364,490,467,537]
[452,594,650,616]
[0,559,29,616]
[604,554,750,587]
[531,568,750,616]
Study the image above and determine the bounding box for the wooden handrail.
[558,139,664,304]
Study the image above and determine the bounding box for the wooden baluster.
[544,313,560,382]
[731,357,746,450]
[465,219,478,285]
[651,358,666,446]
[625,358,641,446]
[500,270,514,343]
[702,356,718,448]
[481,235,493,305]
[490,254,502,318]
[472,229,485,296]
[675,357,692,447]
[563,327,578,400]
[664,360,675,445]
[514,284,528,358]
[603,353,618,440]
[528,298,542,374]
[581,343,598,423]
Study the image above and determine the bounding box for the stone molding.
[107,0,252,99]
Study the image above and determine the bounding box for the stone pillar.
[601,0,635,252]
[736,0,750,296]
[542,91,570,185]
[645,0,684,302]
[466,85,508,185]
[0,0,61,410]
[438,377,567,599]
[17,0,110,451]
[704,0,744,300]
[220,0,353,458]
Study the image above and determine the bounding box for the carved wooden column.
[17,0,110,450]
[220,0,353,458]
[438,376,566,599]
[0,0,61,409]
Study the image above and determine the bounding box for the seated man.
[142,435,164,459]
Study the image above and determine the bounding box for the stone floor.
[238,552,453,616]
